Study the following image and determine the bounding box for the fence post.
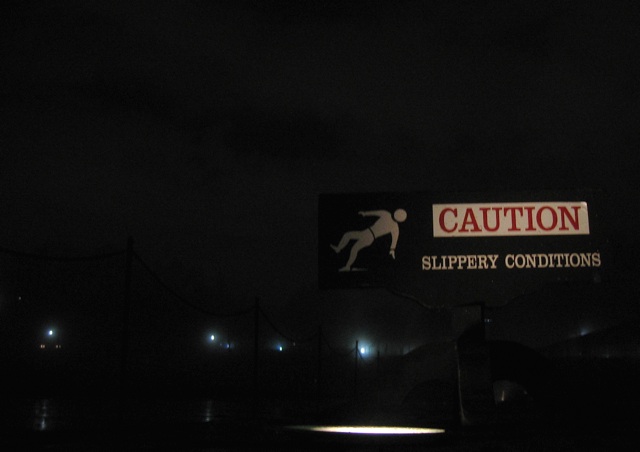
[253,297,260,417]
[316,325,323,413]
[354,339,359,401]
[120,236,133,397]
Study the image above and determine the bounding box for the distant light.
[48,330,54,336]
[278,345,283,352]
[210,335,215,342]
[286,425,445,435]
[360,347,366,354]
[579,325,593,337]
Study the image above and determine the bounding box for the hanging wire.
[0,244,125,261]
[384,285,447,311]
[257,304,318,344]
[321,334,357,357]
[132,250,253,318]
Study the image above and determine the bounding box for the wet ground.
[4,421,639,452]
[1,396,638,451]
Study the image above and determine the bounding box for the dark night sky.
[2,1,640,348]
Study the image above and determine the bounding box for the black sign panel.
[318,190,606,307]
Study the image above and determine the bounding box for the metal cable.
[258,304,318,344]
[0,245,125,261]
[132,250,254,318]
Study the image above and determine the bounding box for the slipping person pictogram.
[331,209,407,272]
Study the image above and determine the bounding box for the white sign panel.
[319,191,605,307]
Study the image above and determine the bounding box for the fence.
[0,237,398,410]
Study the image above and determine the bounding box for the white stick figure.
[331,209,407,272]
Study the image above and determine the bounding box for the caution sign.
[318,190,606,307]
